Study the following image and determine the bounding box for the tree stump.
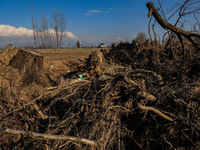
[87,51,107,79]
[0,44,49,86]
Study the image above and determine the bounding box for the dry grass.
[36,48,102,62]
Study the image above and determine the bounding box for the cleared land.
[35,48,102,62]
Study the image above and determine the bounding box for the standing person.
[76,41,80,48]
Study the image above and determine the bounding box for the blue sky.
[0,0,199,48]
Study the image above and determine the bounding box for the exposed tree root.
[0,128,97,147]
[137,103,174,121]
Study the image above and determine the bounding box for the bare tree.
[31,8,37,48]
[135,32,147,43]
[51,10,67,48]
[31,9,67,48]
[51,10,59,48]
[59,12,67,48]
[39,13,47,48]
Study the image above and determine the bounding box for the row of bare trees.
[31,9,67,49]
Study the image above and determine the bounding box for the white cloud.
[84,7,128,16]
[65,31,79,40]
[0,25,78,40]
[84,9,102,16]
[46,28,78,40]
[88,10,101,13]
[0,24,33,37]
[0,24,78,48]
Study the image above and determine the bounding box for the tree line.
[31,9,67,49]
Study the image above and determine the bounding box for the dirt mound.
[0,42,200,149]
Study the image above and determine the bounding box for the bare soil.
[36,48,102,77]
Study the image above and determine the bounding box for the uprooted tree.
[147,0,200,59]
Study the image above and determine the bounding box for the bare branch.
[146,1,200,49]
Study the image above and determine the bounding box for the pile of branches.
[1,39,200,149]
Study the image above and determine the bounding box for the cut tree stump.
[0,44,49,86]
